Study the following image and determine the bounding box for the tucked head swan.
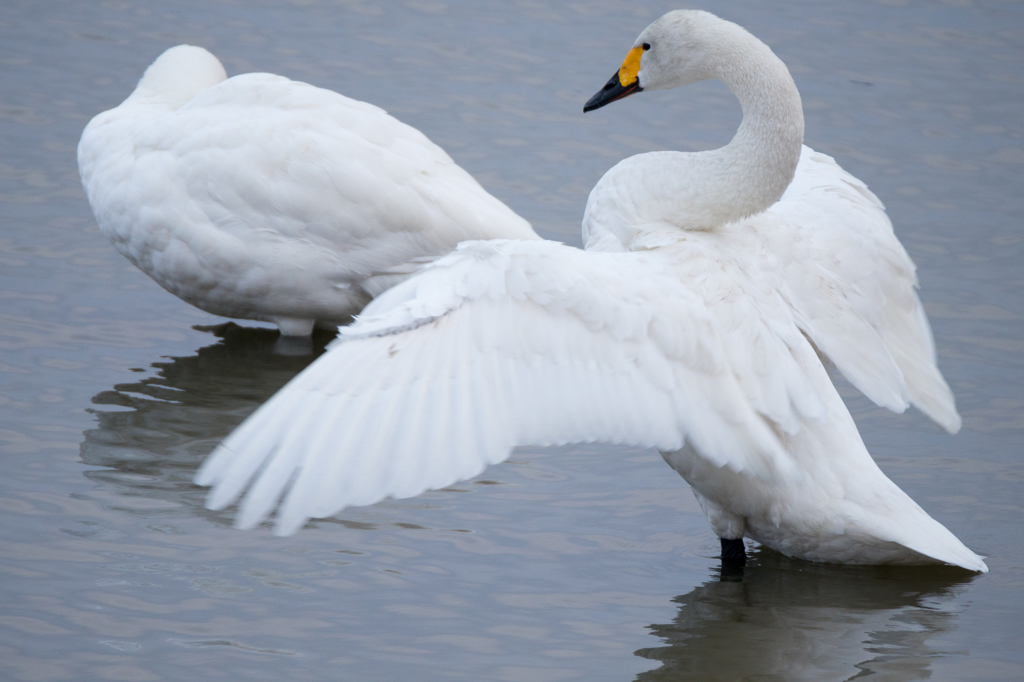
[194,11,985,572]
[78,45,538,337]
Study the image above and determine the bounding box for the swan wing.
[769,146,960,432]
[194,239,792,535]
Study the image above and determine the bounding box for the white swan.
[78,45,538,336]
[582,19,959,435]
[194,11,985,572]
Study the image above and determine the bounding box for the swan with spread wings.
[196,11,984,572]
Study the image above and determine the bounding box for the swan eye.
[642,42,651,51]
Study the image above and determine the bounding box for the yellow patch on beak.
[617,45,644,87]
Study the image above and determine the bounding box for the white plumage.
[78,45,538,336]
[198,240,797,535]
[769,146,960,432]
[195,11,985,571]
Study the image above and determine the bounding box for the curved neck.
[585,23,805,245]
[709,25,805,223]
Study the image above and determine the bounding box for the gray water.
[2,0,1023,680]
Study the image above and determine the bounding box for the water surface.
[1,1,1022,680]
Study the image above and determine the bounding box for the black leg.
[720,537,746,565]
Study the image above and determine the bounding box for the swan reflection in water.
[80,323,335,522]
[636,549,976,682]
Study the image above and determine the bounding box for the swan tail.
[898,532,989,573]
[877,503,988,572]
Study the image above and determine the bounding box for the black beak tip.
[583,70,642,113]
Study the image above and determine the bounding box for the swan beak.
[584,45,645,112]
[583,70,643,112]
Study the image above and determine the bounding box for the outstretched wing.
[195,239,792,535]
[768,146,960,432]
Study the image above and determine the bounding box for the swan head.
[584,10,740,112]
[132,45,228,109]
[581,10,805,237]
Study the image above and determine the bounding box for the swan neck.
[709,27,805,221]
[582,17,809,250]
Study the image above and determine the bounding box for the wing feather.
[201,388,308,510]
[231,342,386,528]
[195,240,795,533]
[769,146,960,432]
